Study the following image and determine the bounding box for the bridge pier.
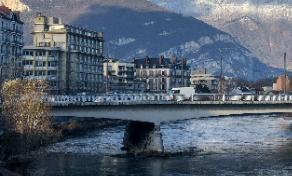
[122,121,164,154]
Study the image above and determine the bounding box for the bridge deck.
[52,101,292,124]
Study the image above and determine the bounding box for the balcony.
[47,76,57,80]
[47,66,58,70]
[23,65,34,70]
[47,57,58,61]
[23,56,34,60]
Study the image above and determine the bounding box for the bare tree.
[1,79,52,153]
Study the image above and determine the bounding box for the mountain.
[8,0,282,80]
[148,0,292,68]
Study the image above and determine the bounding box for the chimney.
[36,12,42,17]
[171,56,176,64]
[159,55,164,65]
[144,56,150,65]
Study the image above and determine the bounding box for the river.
[16,114,292,175]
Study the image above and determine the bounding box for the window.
[35,71,46,76]
[48,61,57,67]
[24,60,33,65]
[35,61,46,67]
[48,70,57,75]
[36,51,45,56]
[25,71,33,76]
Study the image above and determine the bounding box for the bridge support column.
[122,121,164,154]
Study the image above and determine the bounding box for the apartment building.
[190,69,219,93]
[134,56,190,93]
[103,59,135,93]
[0,5,23,82]
[23,14,104,94]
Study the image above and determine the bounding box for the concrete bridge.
[51,100,292,154]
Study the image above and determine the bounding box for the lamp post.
[218,47,237,99]
[284,52,287,94]
[220,49,223,96]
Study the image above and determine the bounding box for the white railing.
[43,93,173,105]
[2,93,292,106]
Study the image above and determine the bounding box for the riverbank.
[0,117,127,175]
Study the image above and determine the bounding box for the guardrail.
[2,94,292,106]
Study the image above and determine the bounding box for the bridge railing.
[43,93,173,106]
[189,94,292,102]
[2,93,292,106]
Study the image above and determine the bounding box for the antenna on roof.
[36,12,42,16]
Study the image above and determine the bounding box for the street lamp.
[284,52,287,94]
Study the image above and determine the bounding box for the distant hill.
[18,0,281,81]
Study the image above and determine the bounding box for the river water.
[21,114,292,175]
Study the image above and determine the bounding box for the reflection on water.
[24,114,292,175]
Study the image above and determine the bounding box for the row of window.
[0,19,23,33]
[0,45,22,56]
[69,36,102,47]
[24,70,57,76]
[136,69,189,77]
[76,55,103,65]
[77,73,103,82]
[23,60,57,67]
[23,50,59,57]
[69,44,102,55]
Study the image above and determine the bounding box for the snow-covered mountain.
[148,0,292,69]
[5,0,282,80]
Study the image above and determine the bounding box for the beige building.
[23,14,104,94]
[273,75,291,92]
[103,59,138,93]
[0,5,23,82]
[190,69,219,92]
[134,56,190,93]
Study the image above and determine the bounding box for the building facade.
[23,14,104,94]
[0,5,23,82]
[190,69,219,93]
[273,75,291,92]
[134,56,190,93]
[103,59,136,93]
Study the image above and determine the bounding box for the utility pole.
[284,52,287,94]
[181,58,184,87]
[220,49,223,95]
[105,59,109,94]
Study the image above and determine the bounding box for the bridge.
[49,93,292,154]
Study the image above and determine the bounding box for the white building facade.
[23,14,104,94]
[190,69,219,93]
[134,56,190,93]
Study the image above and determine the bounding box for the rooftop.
[134,56,188,69]
[0,5,23,23]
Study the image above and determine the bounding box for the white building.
[190,69,219,92]
[23,14,104,94]
[103,59,143,93]
[0,5,23,82]
[134,56,190,93]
